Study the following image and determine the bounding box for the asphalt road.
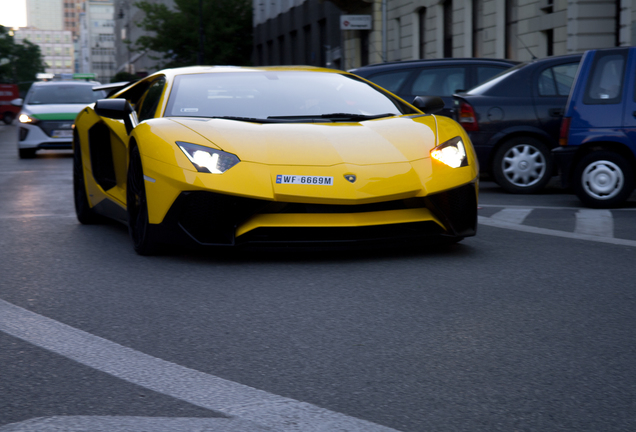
[1,122,635,431]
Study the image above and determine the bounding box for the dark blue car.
[554,47,636,208]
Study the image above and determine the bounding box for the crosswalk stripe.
[575,209,614,237]
[489,208,533,225]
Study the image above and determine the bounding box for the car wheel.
[3,112,14,124]
[18,148,36,159]
[573,151,635,208]
[492,137,553,194]
[73,132,102,224]
[127,145,159,255]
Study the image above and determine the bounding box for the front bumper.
[18,122,73,150]
[146,183,478,247]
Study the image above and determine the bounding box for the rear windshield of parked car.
[584,49,627,105]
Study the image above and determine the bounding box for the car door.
[533,61,580,145]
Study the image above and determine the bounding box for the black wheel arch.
[567,141,636,186]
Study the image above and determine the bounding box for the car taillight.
[559,116,571,146]
[458,101,479,132]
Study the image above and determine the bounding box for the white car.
[14,81,105,158]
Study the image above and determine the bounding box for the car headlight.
[19,113,38,124]
[177,141,240,174]
[430,137,468,168]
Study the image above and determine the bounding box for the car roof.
[349,58,520,73]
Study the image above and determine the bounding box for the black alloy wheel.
[73,131,102,224]
[3,112,15,125]
[18,148,36,159]
[127,145,158,255]
[492,136,553,194]
[573,151,635,208]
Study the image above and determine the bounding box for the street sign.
[340,15,372,30]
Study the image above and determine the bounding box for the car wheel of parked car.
[573,151,635,208]
[73,132,103,224]
[3,112,14,124]
[127,144,159,255]
[18,148,36,159]
[492,137,553,193]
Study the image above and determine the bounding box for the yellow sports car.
[73,66,478,254]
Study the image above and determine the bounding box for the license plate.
[276,175,333,185]
[52,130,73,138]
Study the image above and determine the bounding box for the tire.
[492,137,553,194]
[3,112,15,124]
[18,148,36,159]
[73,132,103,224]
[127,145,159,255]
[573,151,635,208]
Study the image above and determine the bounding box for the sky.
[0,0,27,29]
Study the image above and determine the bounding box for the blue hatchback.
[555,47,636,208]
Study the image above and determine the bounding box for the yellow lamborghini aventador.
[73,66,478,254]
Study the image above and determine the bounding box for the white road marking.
[0,299,400,432]
[489,208,533,225]
[478,216,636,247]
[575,209,614,237]
[0,416,271,432]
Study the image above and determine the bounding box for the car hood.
[170,116,437,166]
[23,103,90,121]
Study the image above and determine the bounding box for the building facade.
[253,0,635,69]
[79,0,116,83]
[26,0,64,31]
[113,0,175,78]
[14,29,75,75]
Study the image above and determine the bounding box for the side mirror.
[11,98,23,107]
[412,96,445,115]
[95,98,138,134]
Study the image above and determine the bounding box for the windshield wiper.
[267,113,397,122]
[207,116,279,123]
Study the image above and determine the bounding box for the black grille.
[426,183,477,237]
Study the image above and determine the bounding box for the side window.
[584,50,626,104]
[410,67,466,97]
[137,78,166,122]
[476,66,509,85]
[538,62,579,97]
[366,70,412,93]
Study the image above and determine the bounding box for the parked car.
[0,83,20,124]
[453,54,582,193]
[349,58,518,117]
[14,80,105,158]
[554,47,636,208]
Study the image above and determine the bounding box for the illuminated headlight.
[177,141,240,174]
[430,137,468,168]
[19,114,38,124]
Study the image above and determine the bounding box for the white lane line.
[478,216,636,247]
[575,209,614,237]
[489,208,533,225]
[0,299,401,432]
[0,416,271,432]
[0,214,76,220]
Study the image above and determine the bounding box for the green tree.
[0,26,46,85]
[133,0,252,69]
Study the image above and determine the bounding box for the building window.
[505,0,517,59]
[472,0,483,57]
[443,0,453,58]
[290,31,298,65]
[418,8,426,59]
[544,29,553,56]
[278,36,285,65]
[304,25,312,65]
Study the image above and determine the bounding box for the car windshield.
[26,84,105,105]
[164,71,415,122]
